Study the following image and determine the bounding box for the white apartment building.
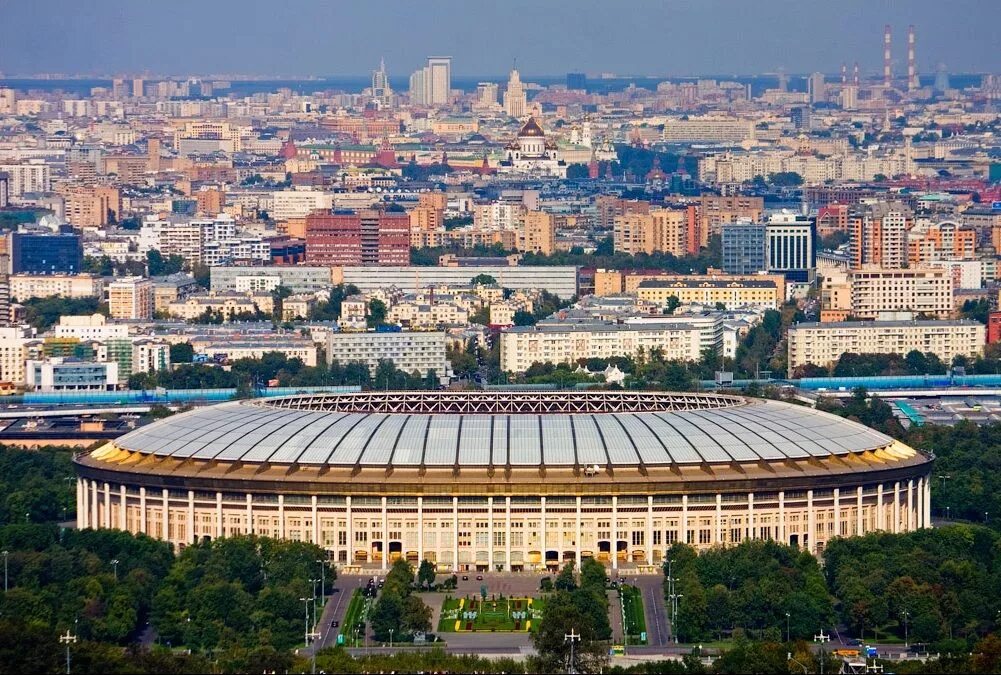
[54,314,128,341]
[24,358,119,392]
[326,331,450,380]
[0,161,51,198]
[661,117,755,143]
[699,152,913,185]
[0,325,32,384]
[139,214,265,266]
[500,322,703,374]
[787,320,985,371]
[10,274,104,300]
[192,339,318,368]
[849,268,953,320]
[270,190,334,221]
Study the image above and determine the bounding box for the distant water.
[0,74,984,99]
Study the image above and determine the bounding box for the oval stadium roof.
[113,392,897,469]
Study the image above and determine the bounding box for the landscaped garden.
[620,584,647,644]
[437,595,545,632]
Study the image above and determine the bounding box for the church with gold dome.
[498,116,567,177]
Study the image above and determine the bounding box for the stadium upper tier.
[111,391,898,469]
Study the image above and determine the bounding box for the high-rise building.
[503,69,527,118]
[371,58,393,108]
[808,72,826,104]
[305,209,410,266]
[0,172,8,209]
[426,56,451,105]
[790,107,812,130]
[409,68,427,105]
[132,78,145,98]
[766,214,815,282]
[934,63,950,93]
[475,82,499,108]
[850,203,912,269]
[108,276,154,320]
[566,72,587,91]
[721,222,767,274]
[521,211,555,255]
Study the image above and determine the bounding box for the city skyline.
[2,0,1000,78]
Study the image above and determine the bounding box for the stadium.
[74,391,933,571]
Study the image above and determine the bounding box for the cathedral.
[498,116,567,177]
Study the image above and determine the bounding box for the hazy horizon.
[2,0,999,79]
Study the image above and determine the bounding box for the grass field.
[341,588,371,644]
[437,595,545,633]
[621,585,647,644]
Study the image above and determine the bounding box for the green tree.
[555,561,578,591]
[417,559,436,591]
[169,342,194,363]
[531,590,609,674]
[470,274,497,286]
[367,299,388,328]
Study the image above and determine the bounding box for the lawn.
[437,595,545,633]
[341,588,372,644]
[621,585,647,644]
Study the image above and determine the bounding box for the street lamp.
[111,559,119,582]
[565,629,581,675]
[2,550,8,592]
[300,597,311,649]
[310,577,321,626]
[901,609,910,648]
[785,612,791,643]
[316,559,326,606]
[388,627,394,650]
[60,629,77,674]
[814,630,830,675]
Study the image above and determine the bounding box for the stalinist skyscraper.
[503,68,527,118]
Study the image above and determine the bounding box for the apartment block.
[788,319,985,371]
[326,330,449,379]
[500,322,703,373]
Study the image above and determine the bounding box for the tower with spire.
[372,58,392,108]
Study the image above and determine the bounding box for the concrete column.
[187,490,195,544]
[452,497,459,572]
[715,493,722,545]
[505,496,512,572]
[877,483,885,531]
[856,486,864,536]
[893,482,901,534]
[747,492,754,541]
[91,481,99,529]
[681,495,689,547]
[216,492,223,539]
[381,496,388,571]
[646,496,654,565]
[778,491,785,544]
[920,476,928,528]
[139,487,147,534]
[807,490,815,553]
[119,485,127,532]
[488,497,494,571]
[417,497,424,564]
[77,479,86,529]
[103,483,111,529]
[540,496,547,560]
[161,489,169,542]
[833,488,841,540]
[245,493,253,535]
[278,494,285,539]
[346,496,353,564]
[576,496,582,566]
[907,479,914,531]
[311,495,319,545]
[915,478,922,528]
[611,495,619,571]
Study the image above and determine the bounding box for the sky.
[2,0,999,78]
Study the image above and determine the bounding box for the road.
[304,574,368,654]
[633,574,670,646]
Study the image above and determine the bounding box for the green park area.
[620,584,647,644]
[437,595,545,633]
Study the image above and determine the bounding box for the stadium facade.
[75,391,932,571]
